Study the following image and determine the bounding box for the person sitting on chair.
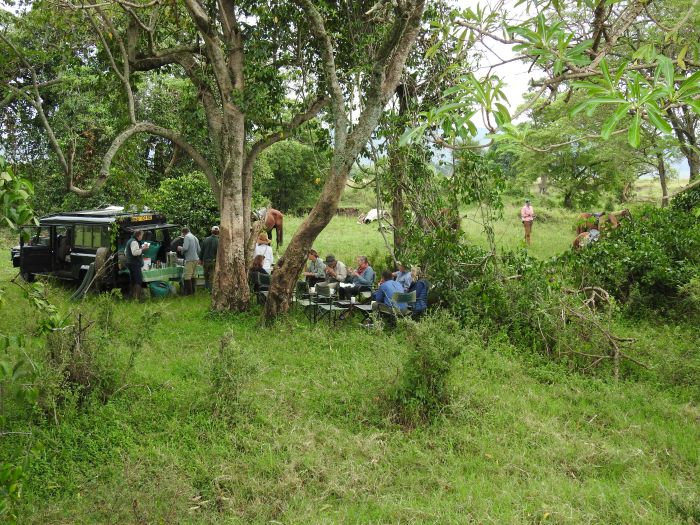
[392,261,413,292]
[372,270,408,315]
[408,267,430,318]
[340,255,376,299]
[249,254,268,292]
[323,254,347,285]
[303,249,326,286]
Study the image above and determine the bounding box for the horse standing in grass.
[254,208,284,249]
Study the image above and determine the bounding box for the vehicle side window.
[155,229,165,242]
[74,225,109,248]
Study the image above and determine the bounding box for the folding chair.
[377,290,416,327]
[255,272,271,305]
[294,280,316,322]
[314,283,348,326]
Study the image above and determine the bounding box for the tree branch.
[77,122,220,201]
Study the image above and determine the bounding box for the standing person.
[200,225,219,291]
[340,255,376,299]
[124,229,150,301]
[392,261,413,292]
[520,199,535,245]
[177,226,200,295]
[255,232,274,273]
[323,254,347,285]
[303,249,326,286]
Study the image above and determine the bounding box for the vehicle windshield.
[21,226,50,246]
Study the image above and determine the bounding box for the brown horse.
[258,208,284,249]
[575,209,631,234]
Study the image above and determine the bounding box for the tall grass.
[0,181,697,523]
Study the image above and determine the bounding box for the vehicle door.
[19,225,55,274]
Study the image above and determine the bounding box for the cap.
[211,225,220,232]
[325,254,336,264]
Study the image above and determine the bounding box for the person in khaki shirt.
[323,254,347,284]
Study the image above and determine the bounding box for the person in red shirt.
[520,199,535,245]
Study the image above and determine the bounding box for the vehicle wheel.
[20,271,35,283]
[94,247,110,291]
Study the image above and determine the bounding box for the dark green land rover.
[11,207,178,293]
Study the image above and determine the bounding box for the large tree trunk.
[657,151,669,207]
[263,163,349,317]
[212,112,250,312]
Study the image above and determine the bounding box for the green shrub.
[571,205,700,315]
[388,315,465,427]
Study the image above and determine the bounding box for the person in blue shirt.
[392,261,413,292]
[373,270,407,310]
[408,267,430,318]
[340,255,375,300]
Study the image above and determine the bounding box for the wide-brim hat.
[325,254,336,264]
[257,232,271,244]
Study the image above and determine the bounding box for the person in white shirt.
[255,232,274,273]
[177,227,200,295]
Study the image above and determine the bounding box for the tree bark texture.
[657,151,669,207]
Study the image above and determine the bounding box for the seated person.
[340,255,375,299]
[373,270,408,313]
[408,267,430,318]
[249,254,268,292]
[392,261,413,292]
[303,249,326,286]
[323,254,347,285]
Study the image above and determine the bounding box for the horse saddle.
[254,207,268,222]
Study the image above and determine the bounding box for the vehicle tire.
[20,271,35,283]
[94,247,110,291]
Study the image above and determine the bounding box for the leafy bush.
[571,205,700,315]
[388,315,464,427]
[148,172,219,238]
[670,183,700,213]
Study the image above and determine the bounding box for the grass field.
[1,184,699,523]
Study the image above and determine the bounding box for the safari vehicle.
[11,207,178,292]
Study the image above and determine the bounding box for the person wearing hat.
[323,254,347,285]
[520,199,535,246]
[200,225,220,291]
[303,249,326,286]
[255,231,274,273]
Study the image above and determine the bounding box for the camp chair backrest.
[295,280,310,297]
[392,291,416,305]
[316,284,334,298]
[259,273,271,287]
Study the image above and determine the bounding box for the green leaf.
[677,44,688,70]
[601,103,630,139]
[628,112,641,148]
[645,106,673,133]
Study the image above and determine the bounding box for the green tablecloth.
[141,266,204,283]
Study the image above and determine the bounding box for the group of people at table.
[250,231,429,318]
[128,226,429,318]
